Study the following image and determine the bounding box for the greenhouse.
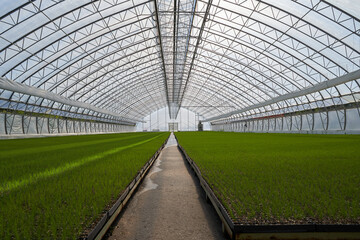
[0,0,359,239]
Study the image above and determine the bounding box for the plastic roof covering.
[0,0,360,123]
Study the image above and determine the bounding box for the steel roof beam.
[176,0,213,117]
[153,0,171,110]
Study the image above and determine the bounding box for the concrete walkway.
[106,133,227,240]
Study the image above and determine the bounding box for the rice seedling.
[175,132,360,225]
[0,132,169,239]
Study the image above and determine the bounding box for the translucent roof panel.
[1,0,360,123]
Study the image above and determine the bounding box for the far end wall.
[137,107,211,132]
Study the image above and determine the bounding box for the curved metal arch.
[3,15,155,84]
[2,1,158,117]
[180,98,229,119]
[211,0,360,66]
[191,42,330,116]
[0,1,95,52]
[190,3,358,120]
[94,69,239,119]
[75,79,166,119]
[45,38,158,100]
[302,0,360,31]
[188,19,343,112]
[29,26,157,91]
[76,45,271,109]
[83,52,265,116]
[180,97,232,117]
[118,101,165,120]
[21,14,344,124]
[73,32,310,112]
[197,26,317,88]
[201,7,349,81]
[181,44,315,114]
[95,71,166,113]
[75,62,164,110]
[168,70,250,108]
[146,96,229,120]
[181,88,240,118]
[2,1,154,80]
[5,30,308,122]
[257,1,360,69]
[83,61,165,106]
[10,36,338,123]
[184,59,268,105]
[187,68,350,126]
[345,79,360,98]
[77,68,165,111]
[0,1,35,20]
[120,92,168,115]
[33,47,162,122]
[0,0,152,55]
[79,94,165,121]
[203,18,350,87]
[193,0,358,117]
[15,31,159,113]
[85,63,163,100]
[1,0,360,126]
[61,43,160,98]
[73,54,165,107]
[92,70,166,106]
[177,70,252,112]
[0,1,76,43]
[34,19,160,113]
[195,35,304,93]
[116,92,168,119]
[93,74,167,115]
[91,0,164,109]
[46,33,290,109]
[116,89,223,120]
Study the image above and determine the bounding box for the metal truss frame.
[0,0,360,134]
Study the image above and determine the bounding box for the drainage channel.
[105,133,226,240]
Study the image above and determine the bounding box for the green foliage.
[175,132,360,225]
[0,132,169,239]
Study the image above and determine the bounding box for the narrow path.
[106,133,227,240]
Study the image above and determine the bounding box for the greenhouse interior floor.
[106,133,226,240]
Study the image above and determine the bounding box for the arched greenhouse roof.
[1,0,360,126]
